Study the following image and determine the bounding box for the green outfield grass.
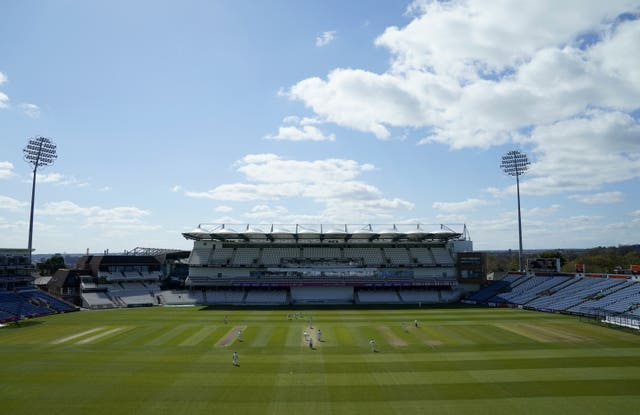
[1,306,640,415]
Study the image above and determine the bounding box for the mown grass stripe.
[50,327,104,344]
[76,327,127,344]
[427,325,471,345]
[232,354,640,374]
[250,326,273,347]
[192,325,231,347]
[103,379,640,403]
[145,324,196,346]
[110,324,158,348]
[267,326,288,347]
[180,326,219,346]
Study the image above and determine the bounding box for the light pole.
[23,136,57,267]
[501,150,530,272]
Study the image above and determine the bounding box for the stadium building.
[181,223,481,306]
[52,248,190,309]
[0,249,77,322]
[0,249,33,290]
[3,224,640,330]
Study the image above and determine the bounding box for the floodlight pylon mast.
[500,150,530,272]
[23,136,57,266]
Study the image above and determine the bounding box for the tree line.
[485,245,640,274]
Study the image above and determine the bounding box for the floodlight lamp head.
[23,136,57,169]
[500,150,530,177]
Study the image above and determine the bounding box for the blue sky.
[1,0,639,254]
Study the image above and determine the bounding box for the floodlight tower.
[23,136,57,266]
[500,150,530,272]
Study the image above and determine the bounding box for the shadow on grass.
[2,320,44,329]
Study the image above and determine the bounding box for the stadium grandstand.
[180,223,478,306]
[466,271,640,330]
[47,248,190,309]
[4,223,639,330]
[0,249,78,323]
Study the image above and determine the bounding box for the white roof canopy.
[182,223,466,243]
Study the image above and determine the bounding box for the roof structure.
[182,223,467,243]
[125,247,188,256]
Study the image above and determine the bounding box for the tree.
[37,254,66,276]
[539,250,566,267]
[485,245,640,274]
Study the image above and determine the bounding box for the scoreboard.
[527,257,561,273]
[457,252,486,283]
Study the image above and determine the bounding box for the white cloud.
[434,213,468,223]
[0,195,27,210]
[472,212,516,234]
[38,201,151,228]
[237,198,415,225]
[484,187,507,199]
[287,69,430,139]
[244,204,288,219]
[0,92,8,109]
[0,218,29,251]
[299,117,321,125]
[282,115,300,124]
[432,198,489,212]
[472,207,640,250]
[234,154,374,184]
[281,115,322,125]
[98,223,162,238]
[186,183,303,201]
[211,216,243,224]
[36,173,65,183]
[171,185,182,192]
[265,125,335,141]
[214,205,233,213]
[527,204,561,217]
[590,15,640,92]
[381,0,633,78]
[34,172,86,187]
[284,2,640,194]
[569,191,624,204]
[0,216,19,231]
[321,198,414,222]
[559,214,605,226]
[1,72,10,109]
[236,153,280,165]
[316,30,337,47]
[521,110,640,195]
[184,154,413,221]
[20,103,40,118]
[0,161,14,179]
